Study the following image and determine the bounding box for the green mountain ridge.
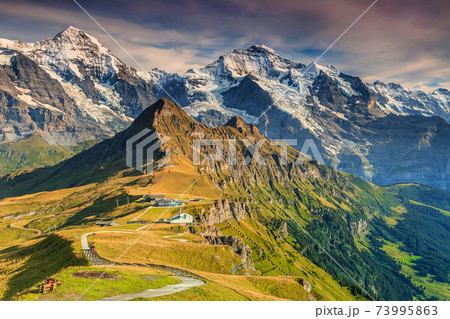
[0,134,100,177]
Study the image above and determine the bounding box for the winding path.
[80,231,134,250]
[131,206,155,221]
[9,221,42,236]
[80,231,205,300]
[100,276,204,301]
[81,231,135,265]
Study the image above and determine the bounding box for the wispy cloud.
[0,1,217,71]
[0,0,449,91]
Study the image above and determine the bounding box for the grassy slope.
[381,241,450,300]
[0,234,88,300]
[0,223,352,301]
[0,99,447,300]
[0,221,36,248]
[0,151,447,300]
[19,266,180,301]
[77,226,356,301]
[409,200,450,217]
[215,167,419,300]
[65,229,352,301]
[375,198,450,300]
[372,184,450,300]
[0,134,99,176]
[386,184,450,211]
[148,274,313,301]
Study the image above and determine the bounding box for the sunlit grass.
[19,266,180,301]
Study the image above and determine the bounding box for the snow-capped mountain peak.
[54,25,85,38]
[203,44,305,79]
[0,26,128,84]
[0,27,156,145]
[245,44,278,54]
[32,26,127,80]
[49,25,112,57]
[369,80,450,120]
[302,61,327,76]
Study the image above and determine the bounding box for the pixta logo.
[193,138,324,166]
[126,129,171,175]
[126,131,325,174]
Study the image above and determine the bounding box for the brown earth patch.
[141,275,157,282]
[71,271,123,280]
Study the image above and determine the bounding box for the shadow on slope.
[0,234,88,300]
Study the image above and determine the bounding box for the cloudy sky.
[1,0,449,91]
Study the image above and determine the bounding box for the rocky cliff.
[201,199,250,225]
[204,235,255,272]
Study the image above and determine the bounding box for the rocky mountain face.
[204,235,255,272]
[0,26,156,146]
[201,199,250,225]
[153,45,449,190]
[369,81,450,120]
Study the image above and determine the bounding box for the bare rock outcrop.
[277,221,288,239]
[187,225,222,237]
[348,218,368,239]
[188,225,255,272]
[204,235,254,271]
[296,277,312,293]
[201,199,250,225]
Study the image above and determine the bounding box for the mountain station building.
[170,213,193,225]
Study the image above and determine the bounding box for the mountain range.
[0,26,155,145]
[0,26,448,190]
